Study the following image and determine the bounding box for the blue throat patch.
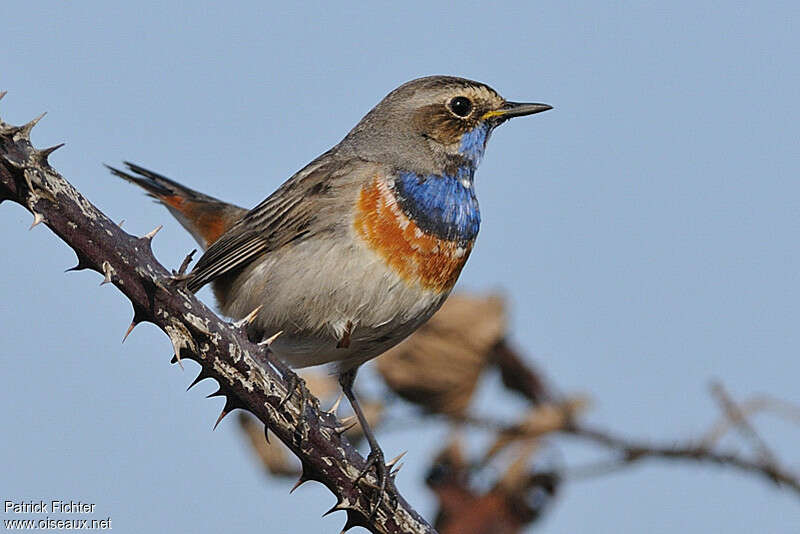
[393,170,480,243]
[458,122,490,165]
[391,124,488,243]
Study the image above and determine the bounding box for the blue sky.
[2,2,799,532]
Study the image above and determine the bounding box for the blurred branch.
[366,290,800,530]
[708,381,777,464]
[701,394,800,447]
[453,399,800,497]
[0,97,434,534]
[564,421,800,496]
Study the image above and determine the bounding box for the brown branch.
[709,381,777,465]
[563,422,800,497]
[0,97,435,534]
[452,407,800,498]
[701,395,800,447]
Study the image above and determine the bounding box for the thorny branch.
[0,95,435,534]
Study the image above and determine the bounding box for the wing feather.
[185,155,358,292]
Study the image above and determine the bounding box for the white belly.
[217,235,450,371]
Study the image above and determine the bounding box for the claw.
[278,371,298,409]
[275,359,307,414]
[171,249,197,276]
[353,447,387,518]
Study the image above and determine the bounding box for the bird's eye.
[448,96,473,118]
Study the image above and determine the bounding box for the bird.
[107,75,551,509]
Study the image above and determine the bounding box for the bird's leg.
[339,367,387,516]
[268,354,308,410]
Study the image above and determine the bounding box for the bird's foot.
[354,445,388,518]
[168,272,191,287]
[278,371,309,410]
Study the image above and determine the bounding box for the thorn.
[99,261,114,286]
[290,475,310,494]
[339,415,357,426]
[233,305,263,329]
[118,219,125,228]
[322,501,346,517]
[206,387,225,399]
[29,211,44,229]
[386,451,407,468]
[65,257,91,272]
[37,143,65,162]
[169,334,185,370]
[213,408,230,430]
[390,462,405,477]
[187,369,210,391]
[326,392,344,415]
[258,330,283,347]
[334,416,358,435]
[20,112,46,137]
[0,90,6,101]
[213,407,230,430]
[213,397,244,430]
[142,224,163,241]
[122,320,139,343]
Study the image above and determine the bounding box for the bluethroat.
[108,75,551,509]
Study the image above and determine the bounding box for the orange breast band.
[354,178,473,293]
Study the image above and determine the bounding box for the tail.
[106,162,247,250]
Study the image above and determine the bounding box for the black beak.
[499,101,553,118]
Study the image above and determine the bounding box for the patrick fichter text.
[5,501,96,514]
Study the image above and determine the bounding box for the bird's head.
[341,76,551,177]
